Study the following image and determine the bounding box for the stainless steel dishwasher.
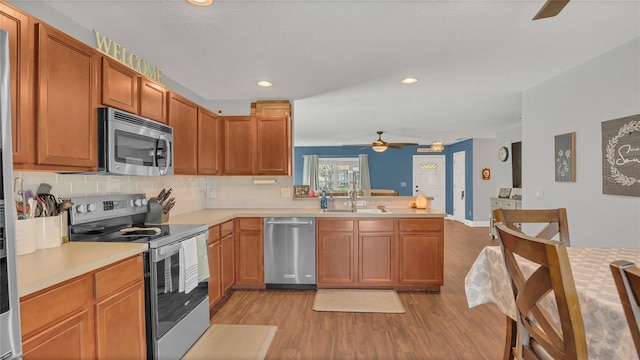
[264,217,316,289]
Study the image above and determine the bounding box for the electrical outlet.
[400,182,407,187]
[209,190,217,199]
[281,188,291,198]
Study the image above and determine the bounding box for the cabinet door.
[235,218,263,286]
[255,115,291,175]
[358,233,395,285]
[208,240,222,309]
[139,77,168,124]
[317,232,356,285]
[22,310,93,360]
[168,92,198,174]
[95,281,146,360]
[1,3,33,165]
[223,116,255,175]
[101,57,138,113]
[198,107,222,175]
[221,232,235,294]
[36,23,99,170]
[397,233,442,286]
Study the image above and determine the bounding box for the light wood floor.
[201,219,505,359]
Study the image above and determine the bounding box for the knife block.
[146,198,163,224]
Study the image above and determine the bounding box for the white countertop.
[17,242,148,297]
[168,207,446,227]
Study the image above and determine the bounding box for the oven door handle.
[159,242,182,257]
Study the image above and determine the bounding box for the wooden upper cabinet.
[223,116,255,175]
[35,22,99,170]
[168,92,198,174]
[1,3,33,165]
[198,107,222,175]
[256,115,291,175]
[139,77,168,124]
[101,57,138,114]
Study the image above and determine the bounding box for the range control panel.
[67,193,148,225]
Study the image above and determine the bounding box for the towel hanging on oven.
[179,237,198,294]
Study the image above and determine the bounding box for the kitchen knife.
[163,201,175,214]
[157,189,166,202]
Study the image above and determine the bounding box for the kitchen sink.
[319,209,392,214]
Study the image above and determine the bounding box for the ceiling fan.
[343,131,418,152]
[533,0,570,20]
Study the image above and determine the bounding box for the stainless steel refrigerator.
[0,29,22,359]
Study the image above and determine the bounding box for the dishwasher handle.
[265,220,314,226]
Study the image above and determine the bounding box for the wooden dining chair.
[494,208,571,247]
[610,260,640,358]
[495,223,588,360]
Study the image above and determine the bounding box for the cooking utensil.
[37,183,52,195]
[57,200,74,214]
[157,189,167,202]
[162,189,172,203]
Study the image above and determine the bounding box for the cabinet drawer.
[317,219,354,232]
[21,276,91,337]
[358,219,395,233]
[491,199,500,208]
[220,220,233,237]
[398,218,443,232]
[238,218,261,231]
[503,201,517,209]
[95,255,143,299]
[209,225,221,244]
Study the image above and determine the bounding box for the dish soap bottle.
[321,190,327,209]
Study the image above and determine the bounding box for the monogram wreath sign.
[602,114,640,196]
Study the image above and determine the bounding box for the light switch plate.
[400,182,407,187]
[536,188,544,199]
[209,190,217,198]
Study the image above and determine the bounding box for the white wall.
[472,138,497,224]
[495,126,522,193]
[522,38,640,248]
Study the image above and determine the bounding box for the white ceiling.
[13,0,640,146]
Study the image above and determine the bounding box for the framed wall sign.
[555,132,576,182]
[498,188,511,198]
[602,114,640,196]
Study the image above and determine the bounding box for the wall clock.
[498,146,509,162]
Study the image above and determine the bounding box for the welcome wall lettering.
[94,30,163,83]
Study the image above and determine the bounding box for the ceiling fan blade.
[387,144,403,149]
[533,0,570,20]
[342,144,373,147]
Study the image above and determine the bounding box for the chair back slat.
[610,260,640,358]
[495,223,587,360]
[494,208,571,247]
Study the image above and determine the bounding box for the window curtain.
[358,154,371,191]
[302,155,319,190]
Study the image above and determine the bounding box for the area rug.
[312,289,406,313]
[182,324,277,360]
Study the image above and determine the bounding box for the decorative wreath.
[605,120,640,186]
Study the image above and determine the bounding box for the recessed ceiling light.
[186,0,213,6]
[401,78,418,84]
[257,81,273,88]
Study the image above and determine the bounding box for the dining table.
[465,245,640,360]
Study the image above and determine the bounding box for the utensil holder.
[37,215,63,249]
[15,218,37,255]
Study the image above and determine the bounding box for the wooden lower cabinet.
[234,218,264,288]
[317,217,443,291]
[20,254,146,359]
[94,281,146,360]
[22,310,93,360]
[221,220,235,294]
[207,225,223,311]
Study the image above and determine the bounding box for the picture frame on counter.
[498,188,511,199]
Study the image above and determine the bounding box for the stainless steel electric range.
[67,193,209,360]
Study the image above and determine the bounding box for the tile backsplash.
[14,172,416,215]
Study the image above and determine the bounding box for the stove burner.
[70,224,106,234]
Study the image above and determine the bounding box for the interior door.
[453,151,466,222]
[412,155,446,212]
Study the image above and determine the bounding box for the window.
[318,157,359,192]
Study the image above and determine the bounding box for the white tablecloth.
[465,246,640,360]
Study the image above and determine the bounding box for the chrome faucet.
[349,174,358,212]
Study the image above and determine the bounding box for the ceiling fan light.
[401,78,418,84]
[430,141,444,152]
[372,145,387,152]
[186,0,214,6]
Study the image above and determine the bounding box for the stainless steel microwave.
[98,107,173,176]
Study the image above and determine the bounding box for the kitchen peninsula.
[169,207,446,312]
